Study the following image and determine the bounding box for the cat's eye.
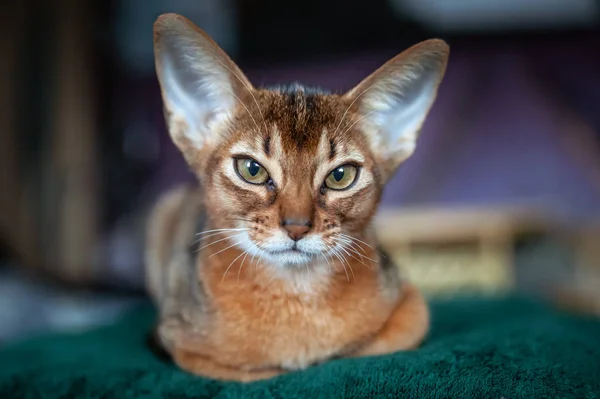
[235,158,269,185]
[324,165,358,190]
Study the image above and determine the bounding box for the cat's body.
[146,14,448,381]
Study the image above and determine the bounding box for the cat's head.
[153,14,448,267]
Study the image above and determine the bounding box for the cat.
[145,13,449,382]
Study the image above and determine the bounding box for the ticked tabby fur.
[146,13,449,382]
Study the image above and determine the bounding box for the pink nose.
[281,219,311,241]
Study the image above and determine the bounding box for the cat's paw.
[156,316,187,352]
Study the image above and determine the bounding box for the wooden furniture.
[553,222,600,316]
[374,205,562,297]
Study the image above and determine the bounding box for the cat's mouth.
[269,247,305,255]
[266,245,314,265]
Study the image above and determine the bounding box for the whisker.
[196,228,248,236]
[237,245,254,281]
[337,247,355,281]
[226,89,263,137]
[339,233,374,251]
[250,243,261,266]
[196,233,246,253]
[221,248,251,282]
[337,238,366,260]
[340,233,387,259]
[336,246,356,281]
[192,230,241,244]
[336,239,374,269]
[216,61,269,137]
[336,235,364,252]
[332,80,380,136]
[207,239,245,259]
[336,236,378,262]
[250,244,260,266]
[329,247,350,282]
[250,242,263,274]
[340,110,375,136]
[346,247,375,268]
[226,216,255,223]
[258,251,265,267]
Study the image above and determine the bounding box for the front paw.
[156,316,187,352]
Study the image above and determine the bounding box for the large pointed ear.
[344,39,449,176]
[153,14,253,159]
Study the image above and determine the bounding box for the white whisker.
[340,110,375,136]
[337,237,366,260]
[227,89,263,137]
[207,239,245,259]
[221,247,251,282]
[249,242,262,271]
[196,228,248,236]
[192,230,243,244]
[216,61,269,137]
[329,247,350,282]
[250,244,260,265]
[340,233,386,259]
[336,236,378,263]
[237,245,254,281]
[333,80,380,136]
[196,233,246,253]
[336,239,374,269]
[339,233,374,251]
[336,246,356,281]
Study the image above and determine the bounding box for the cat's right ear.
[153,14,253,157]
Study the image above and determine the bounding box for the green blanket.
[1,296,599,398]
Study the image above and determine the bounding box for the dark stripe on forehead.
[261,84,341,152]
[263,135,271,156]
[329,138,336,160]
[305,95,316,112]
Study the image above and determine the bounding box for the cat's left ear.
[344,39,449,175]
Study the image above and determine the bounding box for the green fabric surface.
[1,296,599,398]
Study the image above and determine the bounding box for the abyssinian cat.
[146,13,449,382]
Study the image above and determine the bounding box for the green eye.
[324,165,358,190]
[235,158,269,184]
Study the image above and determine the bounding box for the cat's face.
[196,88,383,266]
[153,14,449,267]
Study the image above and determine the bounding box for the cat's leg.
[156,315,283,382]
[173,348,283,382]
[350,283,429,357]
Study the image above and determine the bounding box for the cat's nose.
[282,219,311,241]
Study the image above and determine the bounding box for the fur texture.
[146,13,449,382]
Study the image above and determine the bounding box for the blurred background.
[1,0,599,345]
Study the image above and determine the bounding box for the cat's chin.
[238,234,325,267]
[267,249,314,267]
